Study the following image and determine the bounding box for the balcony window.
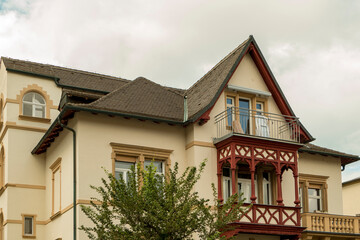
[222,167,232,202]
[308,188,322,212]
[222,164,275,205]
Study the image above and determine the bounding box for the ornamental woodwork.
[215,135,303,237]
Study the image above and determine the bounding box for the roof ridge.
[89,77,184,107]
[186,37,251,93]
[2,57,130,83]
[88,80,134,106]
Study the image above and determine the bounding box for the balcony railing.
[214,107,301,143]
[302,212,360,234]
[239,203,301,226]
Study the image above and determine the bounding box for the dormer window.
[22,92,46,118]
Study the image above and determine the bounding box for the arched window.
[22,92,46,118]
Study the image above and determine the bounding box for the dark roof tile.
[83,77,185,122]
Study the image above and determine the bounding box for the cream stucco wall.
[342,181,360,216]
[298,152,343,214]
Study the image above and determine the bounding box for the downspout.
[183,95,188,122]
[341,164,346,171]
[57,117,77,240]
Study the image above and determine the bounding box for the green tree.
[80,160,247,240]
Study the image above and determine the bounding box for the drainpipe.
[57,117,77,240]
[341,164,346,171]
[183,95,188,122]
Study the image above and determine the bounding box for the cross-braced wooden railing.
[238,203,301,226]
[302,212,360,234]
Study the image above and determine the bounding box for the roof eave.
[299,148,360,165]
[32,105,185,155]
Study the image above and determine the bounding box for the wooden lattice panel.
[219,146,231,160]
[235,145,251,158]
[253,148,277,161]
[279,151,295,163]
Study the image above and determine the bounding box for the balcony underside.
[224,222,305,239]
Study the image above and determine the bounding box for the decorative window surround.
[22,214,36,239]
[110,143,173,180]
[49,158,62,217]
[16,84,54,120]
[299,173,328,213]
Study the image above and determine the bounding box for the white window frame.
[23,215,34,237]
[226,96,235,127]
[262,172,272,205]
[115,161,135,184]
[238,177,257,203]
[144,159,165,177]
[308,188,322,212]
[22,92,46,118]
[238,97,252,134]
[223,176,232,202]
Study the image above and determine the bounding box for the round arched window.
[22,92,46,118]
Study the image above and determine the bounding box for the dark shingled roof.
[2,57,130,93]
[300,143,360,165]
[82,77,185,122]
[186,38,250,120]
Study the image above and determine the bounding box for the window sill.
[19,115,51,123]
[22,234,36,239]
[50,211,61,221]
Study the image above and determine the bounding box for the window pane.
[308,188,320,196]
[24,217,33,235]
[309,198,321,212]
[239,99,250,134]
[144,160,163,173]
[23,103,33,116]
[34,106,45,118]
[115,161,134,169]
[34,93,45,104]
[23,93,33,102]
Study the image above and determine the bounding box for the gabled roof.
[186,38,250,120]
[20,35,316,154]
[82,77,185,122]
[299,143,360,166]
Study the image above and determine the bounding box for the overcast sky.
[0,0,359,181]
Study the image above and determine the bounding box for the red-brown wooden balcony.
[225,203,304,238]
[214,107,301,144]
[216,131,305,239]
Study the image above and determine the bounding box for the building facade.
[0,36,359,240]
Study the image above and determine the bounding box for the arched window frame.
[17,84,53,121]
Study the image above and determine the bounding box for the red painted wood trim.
[248,44,311,142]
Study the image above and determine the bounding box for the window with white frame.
[226,97,235,126]
[308,188,322,212]
[262,172,272,205]
[222,167,232,202]
[299,174,328,213]
[22,215,35,237]
[144,158,164,176]
[238,172,257,203]
[22,92,46,118]
[115,161,135,184]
